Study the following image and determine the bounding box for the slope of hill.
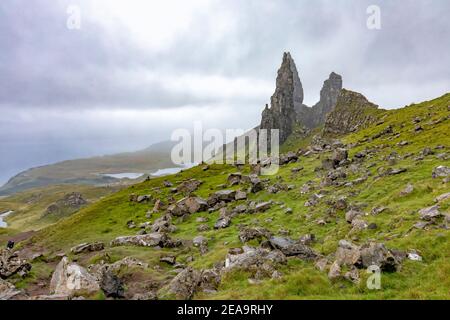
[1,92,448,300]
[0,140,178,196]
[0,184,124,234]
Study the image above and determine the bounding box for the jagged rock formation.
[298,72,343,128]
[259,52,343,144]
[260,52,304,144]
[323,89,380,135]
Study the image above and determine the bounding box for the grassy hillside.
[0,184,123,233]
[4,93,449,300]
[0,140,177,196]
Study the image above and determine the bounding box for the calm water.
[101,172,145,179]
[100,164,197,180]
[151,163,196,177]
[0,210,13,228]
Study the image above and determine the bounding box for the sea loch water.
[0,210,13,228]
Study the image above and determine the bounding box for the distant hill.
[0,140,178,196]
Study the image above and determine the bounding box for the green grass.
[5,93,450,299]
[0,184,122,233]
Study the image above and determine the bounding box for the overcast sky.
[0,0,449,185]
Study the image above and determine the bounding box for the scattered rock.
[110,233,176,248]
[328,261,341,280]
[0,249,31,279]
[163,180,173,188]
[400,183,414,196]
[177,179,202,195]
[344,267,360,284]
[407,253,422,261]
[160,255,177,265]
[0,278,22,300]
[235,190,247,201]
[214,215,231,229]
[435,192,450,203]
[163,267,202,300]
[268,237,317,259]
[197,224,210,232]
[239,227,271,243]
[100,270,124,298]
[249,175,264,193]
[227,173,242,186]
[71,242,104,255]
[345,209,362,223]
[432,166,450,178]
[419,205,442,221]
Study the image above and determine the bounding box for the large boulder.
[50,257,100,296]
[151,215,177,233]
[332,148,348,167]
[167,196,206,216]
[184,197,208,214]
[249,175,264,193]
[100,270,124,299]
[345,209,362,223]
[333,240,402,272]
[279,152,298,165]
[215,190,237,202]
[268,237,317,260]
[432,165,450,178]
[176,179,202,195]
[419,205,442,221]
[110,232,173,248]
[224,246,287,273]
[239,227,272,243]
[335,240,361,266]
[359,242,401,272]
[214,217,231,229]
[71,242,104,255]
[163,267,202,300]
[227,173,242,186]
[160,267,221,300]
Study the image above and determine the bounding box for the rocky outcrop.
[45,192,88,216]
[296,72,343,128]
[323,89,380,135]
[260,52,304,144]
[159,267,221,300]
[268,237,318,259]
[71,242,104,255]
[110,232,179,248]
[0,278,23,300]
[0,249,31,279]
[50,257,100,296]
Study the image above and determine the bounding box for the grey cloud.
[0,0,449,185]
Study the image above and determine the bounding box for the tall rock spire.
[309,72,343,128]
[260,52,303,144]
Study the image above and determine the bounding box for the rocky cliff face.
[295,72,343,129]
[323,89,380,135]
[260,52,304,144]
[260,53,343,144]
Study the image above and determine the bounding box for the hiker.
[6,240,14,250]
